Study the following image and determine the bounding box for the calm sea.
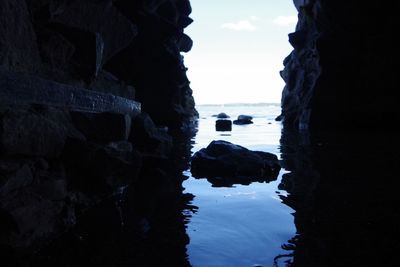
[183,103,296,267]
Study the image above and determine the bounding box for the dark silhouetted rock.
[129,113,173,155]
[215,119,232,131]
[50,0,137,78]
[280,1,400,130]
[0,164,33,196]
[0,0,42,73]
[70,111,131,143]
[63,138,142,194]
[191,140,280,186]
[233,115,253,125]
[0,106,84,158]
[275,114,283,121]
[104,0,197,129]
[0,158,76,249]
[1,0,196,264]
[177,34,193,52]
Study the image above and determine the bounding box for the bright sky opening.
[183,0,298,105]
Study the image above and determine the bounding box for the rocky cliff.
[1,0,196,127]
[1,0,195,265]
[277,1,400,265]
[280,0,399,129]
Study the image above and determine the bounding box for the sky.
[183,0,298,104]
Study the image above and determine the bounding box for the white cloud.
[221,20,256,32]
[250,16,261,21]
[272,15,298,26]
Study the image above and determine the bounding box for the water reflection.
[4,130,196,267]
[184,104,296,267]
[278,128,400,266]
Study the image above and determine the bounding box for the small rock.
[215,120,232,131]
[213,112,230,119]
[233,115,253,125]
[275,114,283,121]
[238,115,253,121]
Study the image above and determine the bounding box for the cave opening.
[180,2,300,267]
[2,0,400,266]
[184,0,297,105]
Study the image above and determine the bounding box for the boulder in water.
[191,140,280,186]
[233,114,253,125]
[215,119,232,131]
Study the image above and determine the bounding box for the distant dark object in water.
[275,114,283,121]
[233,115,253,125]
[191,140,280,187]
[212,112,230,119]
[215,119,232,131]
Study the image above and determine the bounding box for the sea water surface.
[184,104,296,267]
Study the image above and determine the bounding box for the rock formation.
[276,1,400,265]
[280,0,400,130]
[3,0,400,265]
[1,0,196,128]
[277,128,400,266]
[1,0,196,265]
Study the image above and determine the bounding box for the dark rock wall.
[108,0,197,127]
[279,1,400,265]
[281,0,400,130]
[278,129,400,266]
[1,0,196,127]
[1,0,196,264]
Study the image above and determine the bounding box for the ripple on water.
[184,104,295,267]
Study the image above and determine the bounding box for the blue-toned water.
[184,104,296,267]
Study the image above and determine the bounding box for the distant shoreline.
[196,103,281,107]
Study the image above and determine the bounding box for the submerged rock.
[191,140,280,186]
[215,119,232,131]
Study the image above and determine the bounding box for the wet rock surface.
[191,140,280,187]
[275,129,400,267]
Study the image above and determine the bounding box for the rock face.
[191,140,281,186]
[0,0,196,129]
[1,0,196,264]
[280,0,400,130]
